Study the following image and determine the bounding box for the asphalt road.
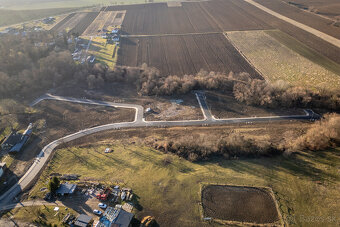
[0,93,318,207]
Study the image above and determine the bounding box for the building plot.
[118,33,260,77]
[226,30,340,90]
[82,10,126,36]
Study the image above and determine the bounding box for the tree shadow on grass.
[199,151,340,184]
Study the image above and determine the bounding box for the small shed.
[74,214,93,227]
[56,183,77,196]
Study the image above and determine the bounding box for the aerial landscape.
[0,0,339,226]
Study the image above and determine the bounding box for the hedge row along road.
[0,93,318,207]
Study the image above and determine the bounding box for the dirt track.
[245,0,340,49]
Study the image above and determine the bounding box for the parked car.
[98,203,107,209]
[93,209,102,215]
[105,148,113,153]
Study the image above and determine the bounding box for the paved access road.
[0,93,318,207]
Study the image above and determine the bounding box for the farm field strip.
[253,0,340,39]
[82,10,126,36]
[118,33,261,77]
[227,30,340,90]
[121,31,222,37]
[244,0,340,49]
[70,12,99,35]
[51,12,87,33]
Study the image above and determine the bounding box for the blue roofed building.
[96,206,133,227]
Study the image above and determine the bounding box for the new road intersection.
[0,92,319,207]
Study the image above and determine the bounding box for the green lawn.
[86,36,118,69]
[29,141,340,226]
[0,7,87,27]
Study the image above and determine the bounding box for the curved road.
[0,93,318,207]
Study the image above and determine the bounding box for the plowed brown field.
[118,33,261,77]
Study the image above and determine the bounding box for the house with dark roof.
[74,214,93,227]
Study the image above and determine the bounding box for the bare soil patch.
[206,91,304,118]
[54,83,204,121]
[34,100,135,135]
[201,184,280,224]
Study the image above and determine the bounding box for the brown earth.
[106,1,270,35]
[115,0,340,66]
[50,13,76,32]
[54,83,204,121]
[51,0,340,66]
[254,0,340,39]
[118,33,261,76]
[50,12,87,33]
[70,12,99,35]
[201,185,280,224]
[281,0,340,20]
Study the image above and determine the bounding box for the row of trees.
[151,132,280,162]
[233,79,340,110]
[150,113,340,162]
[81,63,340,111]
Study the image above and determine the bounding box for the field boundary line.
[121,31,222,38]
[244,0,340,49]
[223,32,265,79]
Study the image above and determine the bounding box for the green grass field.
[29,141,340,226]
[0,7,87,27]
[86,36,119,69]
[3,205,77,226]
